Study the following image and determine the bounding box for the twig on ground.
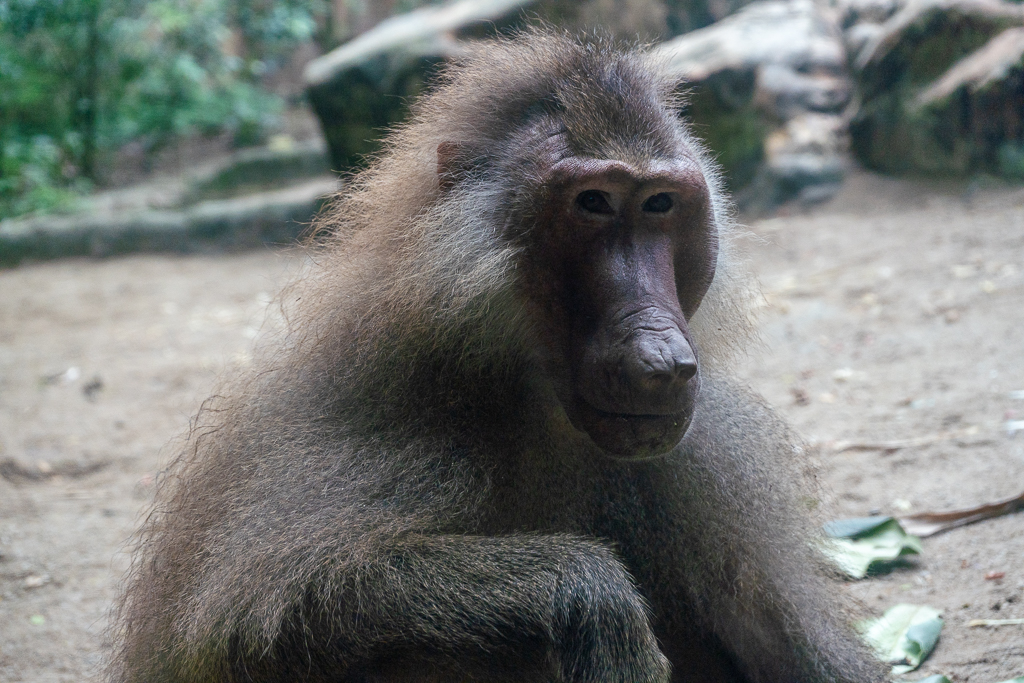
[968,618,1024,627]
[898,490,1024,537]
[829,426,981,455]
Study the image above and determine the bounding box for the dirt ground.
[1,171,1022,682]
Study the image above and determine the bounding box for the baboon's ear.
[437,141,469,192]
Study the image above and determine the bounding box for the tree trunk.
[80,0,101,181]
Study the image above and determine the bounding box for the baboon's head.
[427,37,721,458]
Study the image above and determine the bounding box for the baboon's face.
[531,146,718,459]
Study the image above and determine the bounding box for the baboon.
[111,32,883,683]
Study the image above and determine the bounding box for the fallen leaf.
[823,517,922,579]
[860,603,943,674]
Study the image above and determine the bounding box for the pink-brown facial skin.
[529,150,719,459]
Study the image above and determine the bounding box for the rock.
[305,0,851,206]
[184,139,330,203]
[657,0,847,81]
[755,62,851,119]
[1,137,341,266]
[303,0,800,177]
[844,22,886,56]
[838,0,903,30]
[655,0,851,202]
[739,113,848,209]
[0,178,338,267]
[847,0,1024,176]
[303,0,535,171]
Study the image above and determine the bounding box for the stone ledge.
[0,177,339,267]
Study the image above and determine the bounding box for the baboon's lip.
[578,395,690,423]
[567,397,693,459]
[588,406,685,421]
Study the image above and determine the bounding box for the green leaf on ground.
[823,517,923,578]
[824,516,896,538]
[860,603,943,674]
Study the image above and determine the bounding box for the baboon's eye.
[642,193,673,213]
[577,190,614,215]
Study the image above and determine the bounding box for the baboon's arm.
[697,582,880,683]
[322,533,670,683]
[663,378,885,683]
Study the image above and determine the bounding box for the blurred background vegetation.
[0,0,335,219]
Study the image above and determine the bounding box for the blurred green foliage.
[998,141,1024,180]
[0,0,327,219]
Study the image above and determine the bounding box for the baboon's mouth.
[569,397,695,460]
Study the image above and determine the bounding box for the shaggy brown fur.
[110,31,883,683]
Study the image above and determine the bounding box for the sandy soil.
[0,171,1022,682]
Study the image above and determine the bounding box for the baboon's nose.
[577,319,698,415]
[631,333,697,395]
[637,355,697,394]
